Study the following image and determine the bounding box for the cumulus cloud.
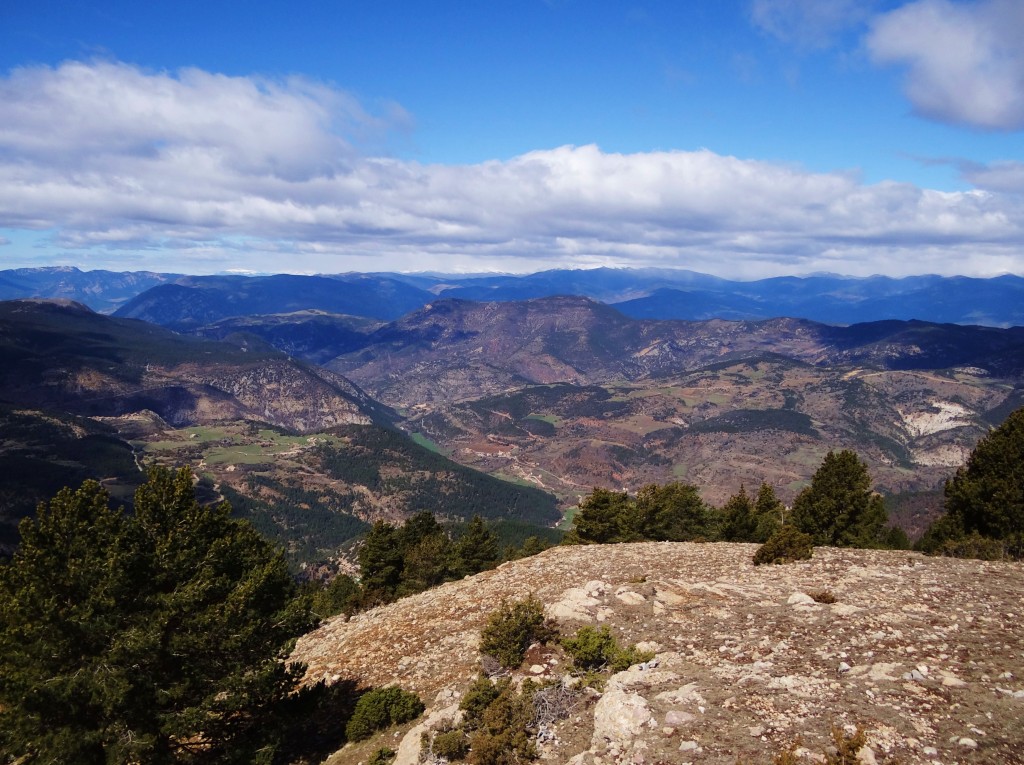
[867,0,1024,130]
[750,0,875,49]
[958,160,1024,193]
[1,60,1023,277]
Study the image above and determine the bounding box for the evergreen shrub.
[561,625,654,673]
[479,596,557,669]
[430,728,469,761]
[345,686,425,741]
[752,525,814,565]
[368,747,396,765]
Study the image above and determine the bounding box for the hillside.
[0,405,140,555]
[407,358,1020,515]
[0,300,560,565]
[325,297,1024,406]
[293,542,1024,765]
[0,299,390,432]
[194,310,384,365]
[319,297,1024,510]
[137,421,559,567]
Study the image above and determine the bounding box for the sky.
[0,0,1022,279]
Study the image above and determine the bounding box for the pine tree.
[790,450,888,547]
[0,467,315,765]
[358,521,405,603]
[398,510,446,551]
[940,406,1024,557]
[519,535,550,557]
[567,488,635,544]
[310,573,360,618]
[635,482,712,542]
[399,533,455,595]
[453,515,499,576]
[752,482,784,542]
[720,486,758,542]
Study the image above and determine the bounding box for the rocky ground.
[291,543,1024,765]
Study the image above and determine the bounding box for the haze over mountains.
[6,266,1024,326]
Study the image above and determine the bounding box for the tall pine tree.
[790,450,888,547]
[939,407,1024,557]
[0,467,315,765]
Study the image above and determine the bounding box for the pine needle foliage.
[479,596,557,670]
[941,406,1024,558]
[0,467,316,765]
[790,450,888,548]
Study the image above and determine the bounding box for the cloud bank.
[868,0,1024,131]
[1,60,1022,277]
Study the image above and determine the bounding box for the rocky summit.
[293,543,1024,765]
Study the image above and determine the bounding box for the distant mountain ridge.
[5,266,1024,326]
[114,274,433,327]
[0,266,180,314]
[323,296,1024,405]
[0,299,391,432]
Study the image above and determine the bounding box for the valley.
[0,300,559,565]
[4,268,1024,565]
[405,360,1015,512]
[130,418,559,568]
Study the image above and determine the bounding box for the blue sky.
[1,0,1022,277]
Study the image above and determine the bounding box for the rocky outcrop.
[292,542,1024,764]
[187,360,378,432]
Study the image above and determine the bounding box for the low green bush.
[430,729,470,761]
[479,595,557,669]
[752,525,814,565]
[940,531,1009,560]
[468,681,537,765]
[561,625,654,673]
[345,686,425,742]
[368,747,396,765]
[460,675,506,731]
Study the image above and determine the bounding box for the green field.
[525,413,561,426]
[410,431,450,455]
[142,425,338,464]
[558,506,578,531]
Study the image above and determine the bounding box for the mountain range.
[4,264,1024,556]
[107,289,1024,533]
[5,266,1024,326]
[298,296,1022,525]
[0,266,180,313]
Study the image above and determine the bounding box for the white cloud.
[750,0,874,49]
[867,0,1024,130]
[1,60,1023,278]
[959,160,1024,193]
